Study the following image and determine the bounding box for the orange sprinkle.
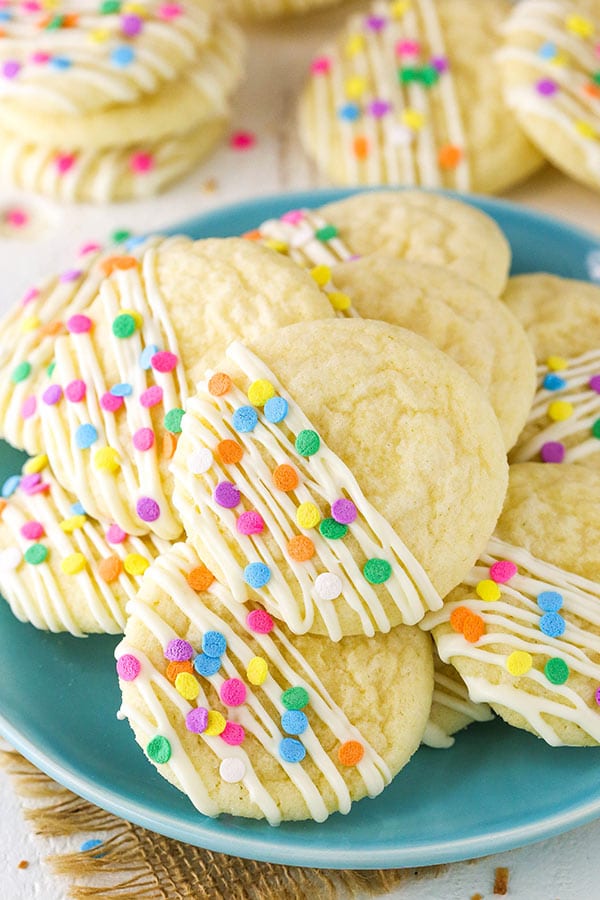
[585,82,600,99]
[449,606,471,633]
[38,321,64,338]
[242,229,262,241]
[0,499,6,516]
[100,255,138,276]
[438,144,463,169]
[463,612,485,644]
[37,14,51,27]
[287,535,315,562]
[97,556,123,584]
[187,564,215,592]
[273,464,299,492]
[353,136,369,159]
[338,740,365,767]
[208,372,232,396]
[166,659,193,682]
[63,13,79,26]
[217,439,244,465]
[161,432,178,460]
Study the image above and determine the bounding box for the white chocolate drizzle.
[422,667,494,749]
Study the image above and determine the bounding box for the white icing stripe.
[511,349,600,462]
[171,343,441,639]
[116,542,390,824]
[422,667,494,749]
[39,240,189,540]
[423,538,600,746]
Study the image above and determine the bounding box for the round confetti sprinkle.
[112,313,136,338]
[311,264,331,287]
[24,455,48,476]
[319,518,348,540]
[589,374,600,393]
[42,385,63,405]
[166,660,193,683]
[175,672,199,701]
[11,361,31,383]
[449,605,474,634]
[185,707,208,733]
[247,656,268,685]
[287,535,315,562]
[202,630,227,658]
[244,562,271,589]
[536,78,558,96]
[476,579,501,602]
[331,498,357,525]
[219,757,246,783]
[544,657,569,685]
[164,408,185,434]
[101,392,123,413]
[116,654,140,681]
[537,590,563,612]
[146,735,171,764]
[217,439,243,464]
[130,151,154,174]
[1,475,20,498]
[489,560,517,583]
[139,387,163,411]
[230,130,256,150]
[281,710,308,735]
[246,608,274,634]
[279,738,306,763]
[214,481,241,509]
[221,722,245,746]
[111,383,133,398]
[208,372,232,396]
[189,448,213,474]
[66,380,86,402]
[295,429,320,456]
[205,710,227,736]
[194,654,221,677]
[106,524,127,544]
[248,379,275,406]
[140,344,159,370]
[20,397,36,419]
[136,497,160,523]
[21,521,44,540]
[273,464,299,492]
[282,686,309,711]
[296,502,321,529]
[67,314,92,334]
[165,639,194,662]
[150,351,177,374]
[264,397,288,423]
[61,553,86,575]
[237,510,265,535]
[232,406,258,433]
[98,556,122,583]
[133,428,154,451]
[548,400,573,421]
[363,558,392,584]
[314,572,343,600]
[60,515,86,533]
[338,740,365,767]
[463,613,485,643]
[546,355,568,371]
[540,441,565,463]
[94,447,120,473]
[187,565,215,592]
[539,611,566,638]
[123,553,149,576]
[24,544,48,565]
[506,650,532,676]
[328,291,352,312]
[543,373,566,391]
[75,424,98,449]
[438,144,462,169]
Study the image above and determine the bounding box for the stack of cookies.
[0,188,599,826]
[0,0,244,202]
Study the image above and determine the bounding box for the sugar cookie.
[226,0,341,18]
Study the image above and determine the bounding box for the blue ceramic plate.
[1,190,600,869]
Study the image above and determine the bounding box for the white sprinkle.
[220,757,246,783]
[389,125,414,147]
[189,448,213,475]
[314,572,342,601]
[0,547,22,571]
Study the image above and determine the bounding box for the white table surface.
[1,6,600,898]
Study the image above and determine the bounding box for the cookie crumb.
[201,178,218,193]
[471,894,483,900]
[17,860,29,869]
[493,866,510,894]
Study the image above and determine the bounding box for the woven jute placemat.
[1,747,447,900]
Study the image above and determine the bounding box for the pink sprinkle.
[20,521,44,540]
[56,154,76,174]
[67,314,92,334]
[20,396,36,419]
[230,131,256,151]
[133,427,155,451]
[281,209,305,225]
[60,269,82,283]
[221,722,245,746]
[150,351,177,373]
[158,2,182,19]
[246,608,274,635]
[489,560,517,584]
[30,51,50,65]
[139,385,163,407]
[6,208,28,228]
[28,482,50,495]
[21,287,39,305]
[220,678,247,707]
[65,379,86,402]
[130,151,154,174]
[396,39,421,57]
[79,241,102,256]
[236,510,265,535]
[106,524,127,544]
[42,384,62,405]
[2,60,21,79]
[20,473,41,494]
[310,56,331,74]
[22,0,41,10]
[116,654,141,681]
[100,392,124,412]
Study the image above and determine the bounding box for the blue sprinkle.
[80,839,103,852]
[50,56,72,70]
[202,630,227,659]
[279,737,306,763]
[110,382,133,397]
[194,653,221,677]
[75,423,98,449]
[140,344,159,370]
[125,235,146,250]
[244,562,271,589]
[538,42,557,60]
[543,373,566,391]
[0,11,12,21]
[338,103,361,121]
[539,611,566,638]
[281,710,308,735]
[71,502,86,516]
[111,46,135,67]
[537,590,563,612]
[232,406,258,433]
[264,396,288,423]
[1,475,20,498]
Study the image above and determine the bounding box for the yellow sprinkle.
[263,238,288,254]
[120,308,143,329]
[42,0,59,8]
[205,710,226,736]
[89,28,110,43]
[60,552,86,575]
[546,355,568,372]
[390,0,411,17]
[565,14,594,38]
[327,291,352,312]
[175,672,199,701]
[23,454,48,475]
[344,34,365,58]
[548,400,574,422]
[247,656,268,686]
[21,315,40,333]
[123,553,150,576]
[60,515,86,533]
[550,51,569,67]
[345,75,368,99]
[506,650,533,677]
[475,579,501,602]
[94,447,120,473]
[310,264,331,287]
[122,1,148,14]
[296,501,321,529]
[248,379,276,407]
[401,108,425,130]
[575,120,597,140]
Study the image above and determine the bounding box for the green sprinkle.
[544,657,569,685]
[593,72,600,85]
[24,544,48,566]
[363,558,392,585]
[47,361,56,377]
[592,418,600,439]
[146,735,171,764]
[315,224,339,242]
[281,686,309,710]
[419,65,440,86]
[111,229,131,244]
[295,429,320,457]
[112,313,136,339]
[319,518,348,540]
[164,408,185,434]
[398,66,419,83]
[11,361,32,383]
[99,0,121,13]
[45,14,64,29]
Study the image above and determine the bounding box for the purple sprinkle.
[331,498,357,525]
[589,375,600,393]
[136,496,160,522]
[2,60,21,79]
[540,441,565,463]
[596,686,600,707]
[431,55,449,73]
[536,78,558,97]
[185,706,209,733]
[121,13,143,36]
[368,98,392,118]
[20,473,41,494]
[213,481,241,509]
[116,654,141,681]
[60,269,83,283]
[365,15,386,31]
[165,638,194,662]
[42,384,63,405]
